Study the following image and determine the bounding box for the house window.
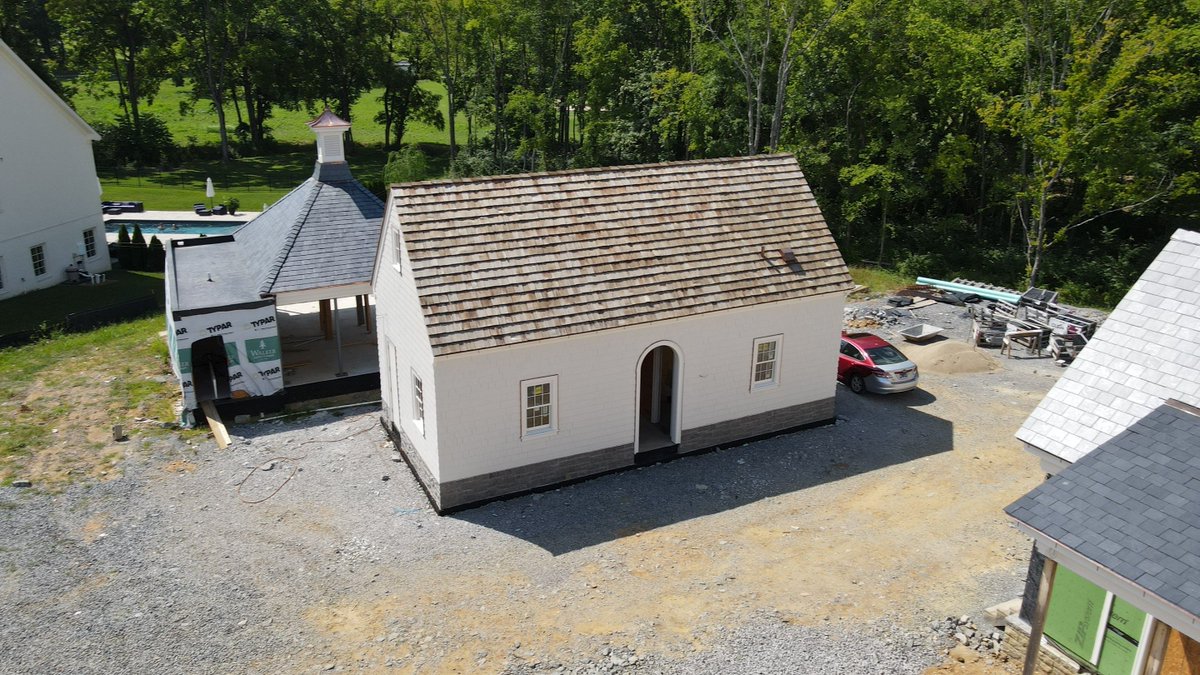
[30,245,46,276]
[751,335,782,389]
[83,229,97,258]
[393,229,403,273]
[411,371,425,433]
[521,375,557,437]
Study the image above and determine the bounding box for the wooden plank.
[1023,558,1058,675]
[1160,626,1200,675]
[199,400,231,450]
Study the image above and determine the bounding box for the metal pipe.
[916,276,1022,304]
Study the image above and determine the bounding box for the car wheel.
[849,374,867,394]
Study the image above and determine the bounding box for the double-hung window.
[751,335,782,389]
[30,245,46,276]
[83,229,97,258]
[521,375,557,437]
[411,371,425,434]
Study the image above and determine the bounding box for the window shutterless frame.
[750,335,782,390]
[411,370,425,435]
[30,244,46,276]
[520,375,558,438]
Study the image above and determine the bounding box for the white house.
[373,154,854,512]
[0,38,110,301]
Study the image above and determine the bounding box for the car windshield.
[865,345,908,365]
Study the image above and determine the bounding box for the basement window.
[751,335,782,389]
[521,375,557,438]
[30,244,46,276]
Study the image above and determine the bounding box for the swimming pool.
[105,219,246,236]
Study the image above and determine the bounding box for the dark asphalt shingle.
[1006,403,1200,623]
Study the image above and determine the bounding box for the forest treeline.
[2,0,1198,304]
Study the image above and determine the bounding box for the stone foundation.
[385,397,836,513]
[1001,615,1083,675]
[680,397,835,452]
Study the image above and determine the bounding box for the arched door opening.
[191,335,231,403]
[635,343,681,456]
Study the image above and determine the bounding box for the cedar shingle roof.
[1006,401,1200,625]
[389,154,852,356]
[1016,228,1200,463]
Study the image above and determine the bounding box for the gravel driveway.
[0,315,1063,674]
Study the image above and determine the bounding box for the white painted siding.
[372,222,440,479]
[432,292,845,481]
[0,43,110,301]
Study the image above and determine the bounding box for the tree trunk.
[769,12,797,153]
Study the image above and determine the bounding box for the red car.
[837,332,920,394]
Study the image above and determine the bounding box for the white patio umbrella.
[205,177,215,209]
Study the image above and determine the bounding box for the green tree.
[50,0,175,143]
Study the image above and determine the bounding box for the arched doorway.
[634,342,682,456]
[191,335,232,403]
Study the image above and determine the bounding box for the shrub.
[147,236,165,272]
[383,146,431,184]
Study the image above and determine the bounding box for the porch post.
[1023,557,1058,675]
[333,297,347,377]
[362,295,372,333]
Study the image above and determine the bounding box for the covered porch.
[275,286,378,388]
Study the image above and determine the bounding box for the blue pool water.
[105,220,246,236]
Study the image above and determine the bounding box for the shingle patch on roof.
[1016,228,1200,463]
[389,154,853,356]
[1006,402,1200,623]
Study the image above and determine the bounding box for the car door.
[837,340,865,380]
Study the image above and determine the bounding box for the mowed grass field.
[72,80,466,148]
[73,80,465,210]
[97,148,391,212]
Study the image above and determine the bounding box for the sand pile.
[903,339,998,375]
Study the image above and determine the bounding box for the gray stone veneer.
[680,397,835,452]
[386,396,835,513]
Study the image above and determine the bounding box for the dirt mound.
[904,339,998,375]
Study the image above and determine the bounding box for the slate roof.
[1005,401,1200,623]
[388,154,854,356]
[233,162,385,296]
[169,237,258,310]
[1016,229,1200,463]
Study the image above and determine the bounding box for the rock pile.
[843,306,910,329]
[934,615,1006,658]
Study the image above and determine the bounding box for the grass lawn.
[848,265,913,295]
[72,80,469,150]
[0,316,181,486]
[98,148,389,212]
[0,270,165,334]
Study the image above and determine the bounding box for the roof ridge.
[388,153,798,191]
[260,181,324,295]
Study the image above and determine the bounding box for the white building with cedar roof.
[372,154,853,512]
[0,38,110,300]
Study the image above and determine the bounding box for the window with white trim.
[30,245,46,276]
[393,228,403,273]
[521,375,557,437]
[751,335,782,389]
[83,229,97,258]
[411,371,425,433]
